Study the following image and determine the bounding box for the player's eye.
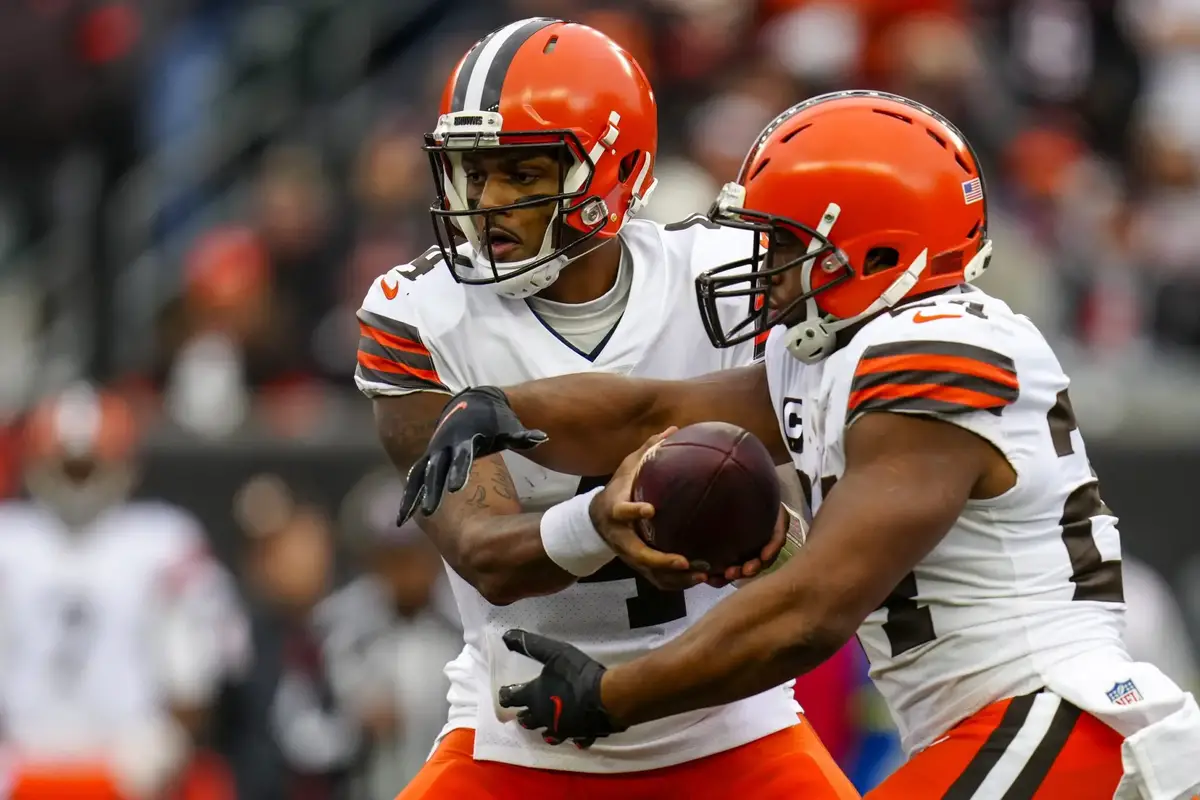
[463,170,485,186]
[512,170,540,186]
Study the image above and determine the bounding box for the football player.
[0,383,248,799]
[401,91,1200,799]
[355,17,857,800]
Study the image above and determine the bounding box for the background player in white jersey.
[354,17,857,800]
[400,91,1200,799]
[0,384,248,799]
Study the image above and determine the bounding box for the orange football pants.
[8,751,234,800]
[398,717,860,800]
[7,764,123,800]
[867,690,1123,800]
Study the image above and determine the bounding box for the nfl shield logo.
[1106,679,1143,706]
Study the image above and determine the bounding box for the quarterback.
[402,91,1200,799]
[355,17,856,799]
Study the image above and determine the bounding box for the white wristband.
[540,488,614,577]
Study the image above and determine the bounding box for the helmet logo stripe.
[459,18,556,112]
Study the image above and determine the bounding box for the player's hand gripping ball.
[631,422,781,574]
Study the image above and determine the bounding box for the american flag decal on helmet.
[962,177,983,205]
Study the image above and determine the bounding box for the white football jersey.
[355,217,800,773]
[764,286,1128,755]
[0,499,238,756]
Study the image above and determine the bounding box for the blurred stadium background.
[1,0,1199,796]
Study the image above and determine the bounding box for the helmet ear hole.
[863,247,900,275]
[618,150,640,183]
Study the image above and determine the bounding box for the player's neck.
[533,240,622,305]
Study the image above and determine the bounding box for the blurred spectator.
[223,475,371,800]
[337,470,461,797]
[156,226,267,438]
[252,144,347,375]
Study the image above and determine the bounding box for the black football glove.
[498,629,627,748]
[397,387,546,523]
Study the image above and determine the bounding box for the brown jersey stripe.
[851,369,1019,405]
[359,322,430,358]
[357,350,442,386]
[856,352,1018,391]
[357,335,438,375]
[356,309,427,348]
[849,383,1008,417]
[849,393,1008,422]
[859,340,1016,376]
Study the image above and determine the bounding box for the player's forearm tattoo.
[465,484,489,511]
[490,468,517,501]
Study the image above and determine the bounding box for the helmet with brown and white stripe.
[425,18,658,299]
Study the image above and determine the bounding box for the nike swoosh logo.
[913,311,961,323]
[380,277,399,300]
[432,401,468,437]
[551,695,563,733]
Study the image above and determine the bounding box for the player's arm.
[502,362,788,474]
[598,410,1005,724]
[374,393,576,605]
[362,277,588,606]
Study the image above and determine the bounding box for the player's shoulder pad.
[358,245,469,340]
[861,290,1037,356]
[845,291,1033,419]
[119,500,207,544]
[0,501,50,547]
[645,215,760,278]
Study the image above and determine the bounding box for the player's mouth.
[484,227,522,261]
[767,287,809,324]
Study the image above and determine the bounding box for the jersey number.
[663,214,720,232]
[394,246,443,281]
[51,594,96,691]
[811,461,937,656]
[574,476,688,629]
[802,472,938,657]
[878,572,936,657]
[1046,389,1123,603]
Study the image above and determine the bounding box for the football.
[631,422,781,573]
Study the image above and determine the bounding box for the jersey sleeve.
[354,267,450,397]
[847,338,1019,421]
[842,302,1024,455]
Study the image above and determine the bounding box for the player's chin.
[768,301,808,328]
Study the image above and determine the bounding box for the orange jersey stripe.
[848,381,1009,414]
[359,322,430,357]
[856,352,1018,391]
[357,350,441,384]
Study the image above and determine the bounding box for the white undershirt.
[525,243,632,355]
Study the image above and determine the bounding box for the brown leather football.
[631,422,780,572]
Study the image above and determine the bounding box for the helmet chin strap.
[783,247,930,364]
[474,230,618,300]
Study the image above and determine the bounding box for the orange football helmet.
[696,90,994,363]
[425,17,658,298]
[23,383,139,528]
